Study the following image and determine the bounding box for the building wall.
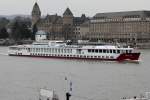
[63,16,73,25]
[83,17,150,43]
[80,24,90,40]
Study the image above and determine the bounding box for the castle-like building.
[31,2,89,41]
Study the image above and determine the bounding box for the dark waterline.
[0,47,150,100]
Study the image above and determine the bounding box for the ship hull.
[9,53,140,62]
[117,53,140,61]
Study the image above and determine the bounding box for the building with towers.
[31,2,89,41]
[31,2,41,27]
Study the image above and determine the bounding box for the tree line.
[0,16,35,41]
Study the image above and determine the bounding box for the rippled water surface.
[0,47,150,100]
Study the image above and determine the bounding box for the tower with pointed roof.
[31,2,41,26]
[63,8,74,25]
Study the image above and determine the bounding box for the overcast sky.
[0,0,149,17]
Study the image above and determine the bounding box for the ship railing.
[121,92,150,100]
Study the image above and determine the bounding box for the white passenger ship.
[8,41,140,62]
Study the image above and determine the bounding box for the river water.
[0,47,150,100]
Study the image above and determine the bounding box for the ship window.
[92,49,94,53]
[106,50,109,53]
[103,49,106,53]
[113,50,116,53]
[28,48,30,52]
[110,50,112,53]
[88,49,92,53]
[117,50,120,54]
[99,49,102,53]
[61,49,63,53]
[55,49,57,53]
[71,49,72,53]
[58,49,60,53]
[95,50,98,53]
[129,50,132,53]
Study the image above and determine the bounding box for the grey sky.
[0,0,149,17]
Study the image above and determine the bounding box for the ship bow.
[117,53,141,61]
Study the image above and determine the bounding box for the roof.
[37,14,63,24]
[80,21,90,27]
[73,14,89,25]
[63,8,73,16]
[94,10,150,19]
[32,2,41,15]
[36,30,47,35]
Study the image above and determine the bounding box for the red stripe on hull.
[117,53,140,61]
[9,53,140,62]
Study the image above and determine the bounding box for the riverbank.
[1,39,150,49]
[0,39,33,46]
